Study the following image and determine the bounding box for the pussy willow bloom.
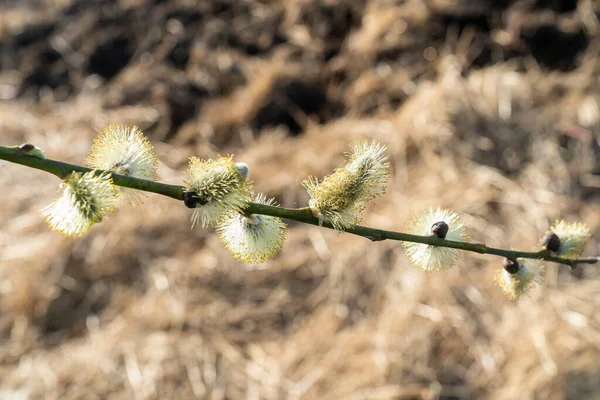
[42,171,118,237]
[217,193,287,263]
[85,125,158,205]
[184,156,252,228]
[495,258,544,300]
[403,208,468,271]
[302,140,389,230]
[543,220,590,258]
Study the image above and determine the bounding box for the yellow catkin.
[403,208,468,271]
[184,156,252,227]
[218,193,286,263]
[545,220,590,259]
[86,125,158,205]
[42,171,118,237]
[495,259,544,300]
[303,140,389,230]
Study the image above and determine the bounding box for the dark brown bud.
[543,232,561,253]
[431,221,449,239]
[502,258,519,274]
[183,190,209,208]
[18,143,35,152]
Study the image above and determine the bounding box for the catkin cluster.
[43,125,158,236]
[37,125,592,299]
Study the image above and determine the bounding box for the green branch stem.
[1,144,597,268]
[0,145,183,200]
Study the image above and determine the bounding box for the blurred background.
[1,0,600,398]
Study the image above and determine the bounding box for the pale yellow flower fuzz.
[403,208,468,271]
[85,125,158,205]
[184,156,252,228]
[495,259,544,300]
[547,220,590,258]
[303,140,389,230]
[346,139,389,200]
[218,194,287,263]
[42,171,118,237]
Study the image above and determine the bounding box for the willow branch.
[243,203,598,267]
[0,145,184,200]
[1,144,597,268]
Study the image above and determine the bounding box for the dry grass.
[1,1,600,399]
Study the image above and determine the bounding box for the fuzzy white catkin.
[184,155,253,228]
[42,171,118,236]
[403,208,468,271]
[217,193,286,263]
[86,125,158,205]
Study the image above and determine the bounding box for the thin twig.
[0,145,183,200]
[1,144,597,268]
